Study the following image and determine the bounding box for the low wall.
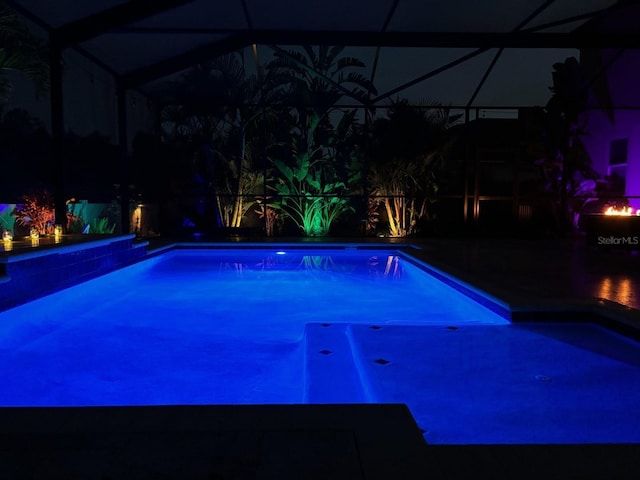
[584,215,640,249]
[0,235,148,312]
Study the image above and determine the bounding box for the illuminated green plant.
[89,217,116,234]
[271,160,353,237]
[266,46,372,236]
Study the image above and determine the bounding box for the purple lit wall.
[580,49,640,211]
[627,129,640,211]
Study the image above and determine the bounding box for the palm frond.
[327,46,346,65]
[344,71,377,94]
[334,57,366,72]
[303,46,318,68]
[0,3,49,101]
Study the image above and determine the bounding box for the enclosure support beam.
[462,108,470,226]
[121,33,251,89]
[117,83,130,235]
[49,36,67,231]
[54,0,197,48]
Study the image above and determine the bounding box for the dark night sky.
[3,0,624,134]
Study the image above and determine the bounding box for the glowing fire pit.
[604,206,640,216]
[585,206,640,249]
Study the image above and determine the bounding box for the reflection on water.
[299,255,337,271]
[596,276,634,306]
[135,249,509,326]
[218,252,403,279]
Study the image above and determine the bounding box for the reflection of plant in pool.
[300,255,336,271]
[381,255,402,279]
[366,254,402,279]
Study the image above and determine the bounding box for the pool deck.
[3,233,640,479]
[406,235,640,339]
[408,235,640,312]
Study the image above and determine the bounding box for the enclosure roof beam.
[370,0,400,86]
[52,0,197,48]
[121,29,640,90]
[249,30,640,49]
[465,0,556,108]
[121,32,252,89]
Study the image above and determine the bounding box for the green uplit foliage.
[89,217,116,234]
[271,153,353,236]
[266,46,372,236]
[66,200,117,234]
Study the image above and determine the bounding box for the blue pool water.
[1,247,639,444]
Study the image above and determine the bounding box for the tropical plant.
[89,217,116,234]
[65,200,116,234]
[13,190,55,234]
[0,203,15,234]
[254,196,280,236]
[213,148,265,229]
[0,1,49,102]
[266,45,375,236]
[160,53,279,231]
[367,99,456,237]
[268,107,366,236]
[271,153,354,236]
[200,54,265,228]
[542,56,594,231]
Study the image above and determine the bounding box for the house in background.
[579,4,640,212]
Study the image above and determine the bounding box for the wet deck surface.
[409,236,640,311]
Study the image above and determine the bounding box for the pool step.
[303,323,368,403]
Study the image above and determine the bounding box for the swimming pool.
[1,246,639,444]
